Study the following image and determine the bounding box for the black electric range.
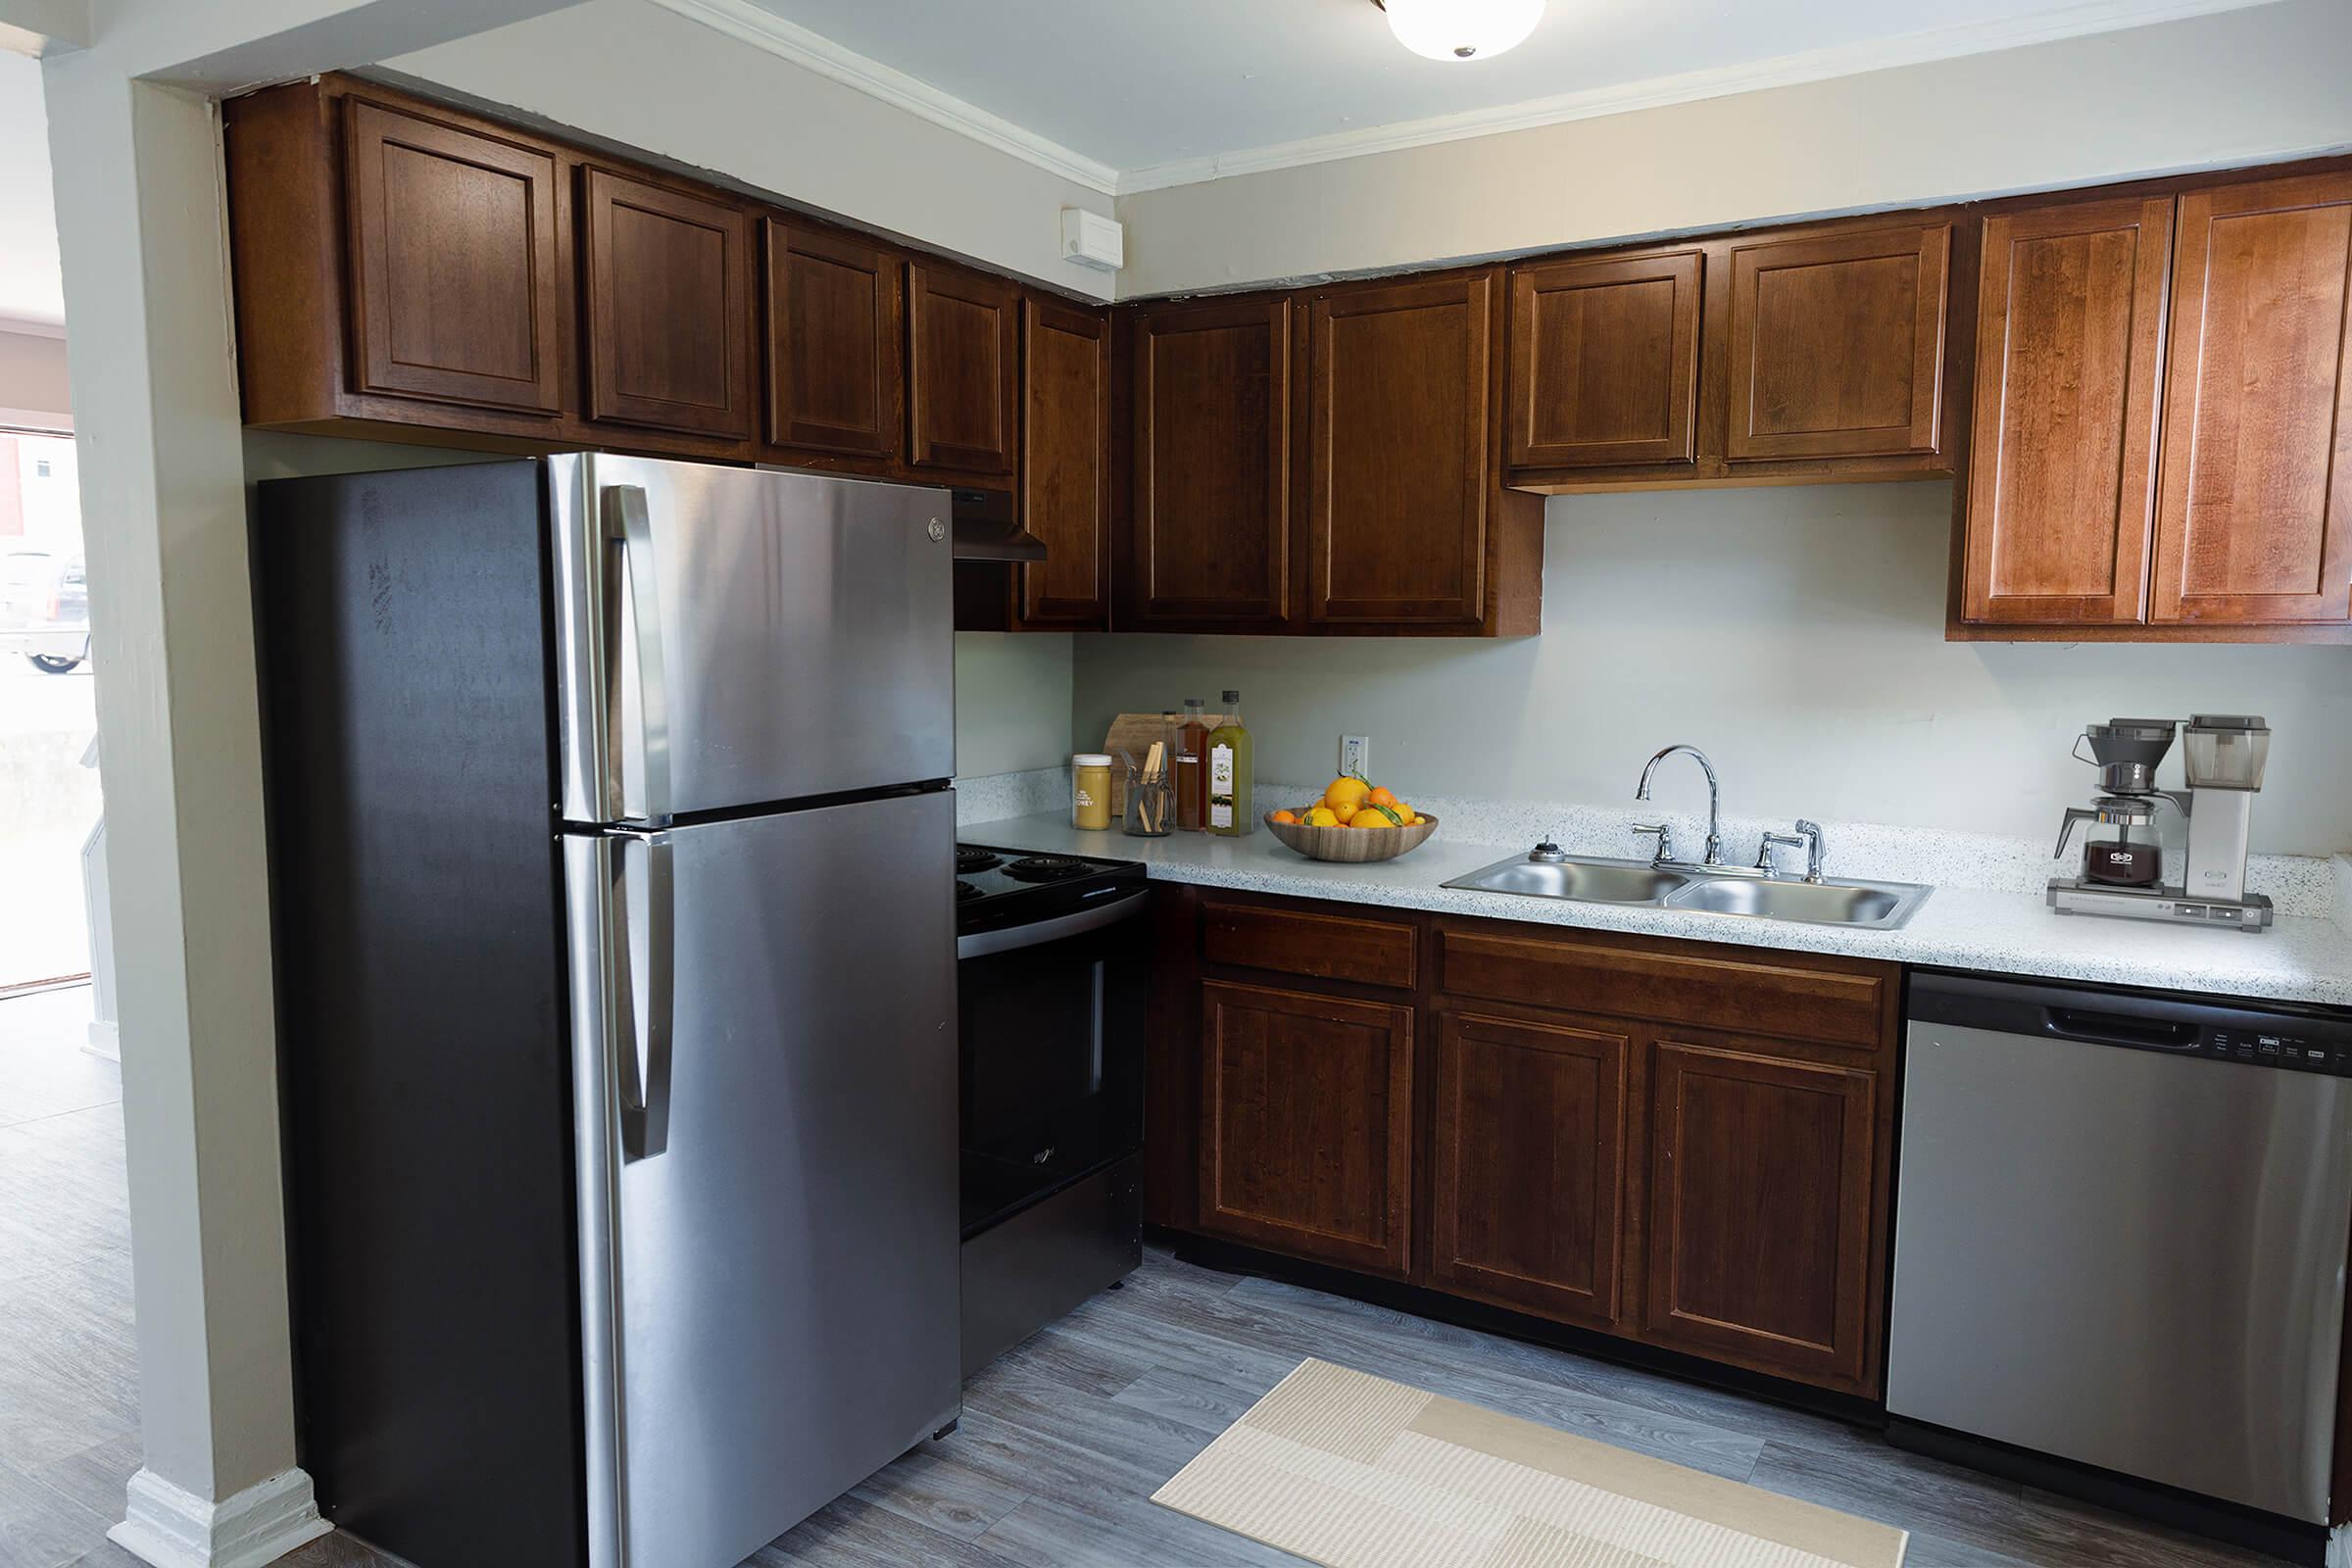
[953,840,1148,1378]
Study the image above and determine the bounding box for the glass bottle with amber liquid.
[1205,690,1253,836]
[1175,697,1210,832]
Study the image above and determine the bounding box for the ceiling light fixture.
[1373,0,1545,62]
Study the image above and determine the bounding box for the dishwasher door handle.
[2042,1006,2202,1052]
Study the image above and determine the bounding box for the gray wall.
[956,631,1074,777]
[1071,482,2352,857]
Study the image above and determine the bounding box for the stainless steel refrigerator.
[258,455,961,1568]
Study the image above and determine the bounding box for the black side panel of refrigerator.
[255,461,587,1567]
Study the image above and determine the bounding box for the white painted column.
[42,56,329,1568]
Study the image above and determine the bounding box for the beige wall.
[0,327,70,424]
[1071,483,2352,857]
[384,0,1117,301]
[1113,0,2352,297]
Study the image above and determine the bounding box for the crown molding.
[645,0,1119,195]
[1117,0,2281,192]
[641,0,2278,199]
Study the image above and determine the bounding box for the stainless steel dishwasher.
[1888,971,2352,1531]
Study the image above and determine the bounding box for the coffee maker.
[2047,714,2274,931]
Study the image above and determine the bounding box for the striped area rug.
[1152,1359,1907,1568]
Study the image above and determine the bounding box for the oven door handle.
[958,886,1149,959]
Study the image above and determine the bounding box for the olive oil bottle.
[1205,689,1253,836]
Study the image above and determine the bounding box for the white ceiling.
[718,0,2277,189]
[0,50,65,328]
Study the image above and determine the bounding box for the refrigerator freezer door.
[553,455,956,824]
[563,791,959,1568]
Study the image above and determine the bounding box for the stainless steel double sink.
[1444,852,1933,930]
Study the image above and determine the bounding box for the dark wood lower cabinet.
[1430,1010,1631,1331]
[1197,978,1415,1277]
[1166,893,1898,1399]
[1643,1040,1880,1392]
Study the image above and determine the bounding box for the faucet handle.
[1631,822,1675,865]
[1756,832,1805,875]
[1793,819,1827,883]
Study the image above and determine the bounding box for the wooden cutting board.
[1102,710,1226,815]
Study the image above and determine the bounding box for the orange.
[1355,803,1404,828]
[1323,776,1370,813]
[1270,808,1299,825]
[1366,786,1399,808]
[1387,800,1416,824]
[1328,799,1361,824]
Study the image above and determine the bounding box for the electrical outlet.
[1339,735,1371,780]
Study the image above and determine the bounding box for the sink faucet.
[1635,745,1724,866]
[1756,820,1828,882]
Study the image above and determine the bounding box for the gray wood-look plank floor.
[0,984,2292,1568]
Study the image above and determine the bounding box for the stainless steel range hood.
[752,468,1045,564]
[950,488,1045,563]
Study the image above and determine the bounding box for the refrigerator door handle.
[612,832,677,1161]
[601,483,672,825]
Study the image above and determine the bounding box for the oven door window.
[958,902,1145,1236]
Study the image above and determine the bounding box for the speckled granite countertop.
[963,809,2352,1008]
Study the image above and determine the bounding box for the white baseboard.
[84,1018,120,1062]
[109,1467,333,1568]
[2326,1521,2348,1568]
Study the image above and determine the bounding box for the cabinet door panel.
[1961,199,2172,625]
[1017,300,1112,628]
[1727,224,1950,462]
[1131,300,1294,630]
[906,261,1018,475]
[344,99,564,414]
[1645,1041,1877,1391]
[2153,173,2352,625]
[581,169,754,438]
[763,220,900,459]
[1198,980,1413,1275]
[1508,251,1701,468]
[1306,274,1491,625]
[1431,1012,1628,1329]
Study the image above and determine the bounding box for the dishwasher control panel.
[2193,1026,2352,1073]
[1912,969,2352,1077]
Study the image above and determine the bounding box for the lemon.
[1302,806,1340,828]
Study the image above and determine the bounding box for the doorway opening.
[0,426,102,1000]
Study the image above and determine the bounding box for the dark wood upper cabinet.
[1430,1010,1629,1331]
[1725,222,1950,463]
[1304,273,1494,627]
[906,260,1019,476]
[1643,1040,1880,1393]
[580,167,754,440]
[342,98,564,416]
[1130,297,1296,631]
[2152,172,2352,627]
[1197,978,1414,1277]
[1508,249,1702,469]
[762,220,901,461]
[1016,299,1112,629]
[1959,198,2173,627]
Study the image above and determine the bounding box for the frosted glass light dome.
[1382,0,1546,61]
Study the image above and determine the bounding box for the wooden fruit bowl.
[1263,811,1439,864]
